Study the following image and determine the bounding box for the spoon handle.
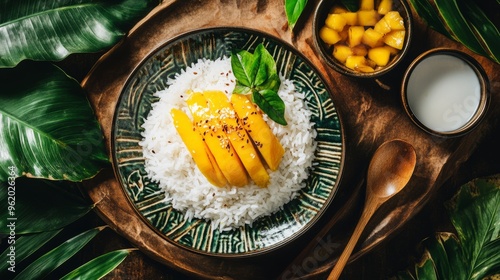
[327,198,379,280]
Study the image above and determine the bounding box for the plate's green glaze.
[112,27,344,256]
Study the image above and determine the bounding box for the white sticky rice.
[140,57,317,231]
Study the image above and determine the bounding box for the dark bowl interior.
[313,0,413,78]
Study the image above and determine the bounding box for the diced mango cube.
[351,44,368,56]
[377,0,393,14]
[319,26,342,45]
[333,44,353,63]
[346,55,371,71]
[340,12,358,26]
[368,46,391,66]
[374,17,392,34]
[325,13,347,31]
[384,11,405,30]
[360,0,374,10]
[383,30,405,49]
[357,10,378,26]
[348,26,365,47]
[362,28,384,48]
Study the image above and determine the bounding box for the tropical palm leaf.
[395,175,500,279]
[0,179,93,234]
[12,227,105,280]
[0,62,109,182]
[0,229,62,273]
[60,249,135,280]
[0,0,158,68]
[408,0,500,64]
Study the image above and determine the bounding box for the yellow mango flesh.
[204,91,270,188]
[383,30,405,50]
[377,0,393,14]
[325,13,347,31]
[319,26,342,45]
[231,94,285,171]
[348,26,365,47]
[368,46,391,66]
[186,92,249,187]
[170,108,227,187]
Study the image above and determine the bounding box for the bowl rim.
[312,0,414,78]
[110,26,346,258]
[400,48,490,137]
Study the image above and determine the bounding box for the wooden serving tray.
[82,0,500,279]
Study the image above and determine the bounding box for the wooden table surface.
[51,0,499,279]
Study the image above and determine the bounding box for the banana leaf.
[408,0,500,64]
[60,249,135,280]
[0,0,158,68]
[0,178,93,234]
[0,62,109,182]
[395,175,500,279]
[13,226,105,280]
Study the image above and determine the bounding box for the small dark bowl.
[313,0,413,78]
[401,48,490,137]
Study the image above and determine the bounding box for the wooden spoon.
[328,139,417,280]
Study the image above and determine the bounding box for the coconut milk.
[406,54,481,132]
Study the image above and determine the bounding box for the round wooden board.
[82,0,500,278]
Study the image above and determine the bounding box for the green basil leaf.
[253,89,287,125]
[60,249,134,280]
[285,0,308,30]
[0,62,109,182]
[257,72,281,94]
[231,49,259,87]
[0,178,93,234]
[13,227,105,280]
[0,229,62,273]
[254,44,281,92]
[0,0,158,68]
[233,83,252,95]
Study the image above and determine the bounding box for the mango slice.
[231,94,285,171]
[204,91,270,188]
[170,109,227,187]
[186,92,249,187]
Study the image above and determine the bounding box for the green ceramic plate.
[112,27,344,256]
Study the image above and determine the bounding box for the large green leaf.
[0,0,158,68]
[13,227,105,280]
[408,0,500,64]
[0,178,93,234]
[0,62,109,182]
[395,175,500,279]
[0,229,62,273]
[60,249,134,280]
[285,0,308,30]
